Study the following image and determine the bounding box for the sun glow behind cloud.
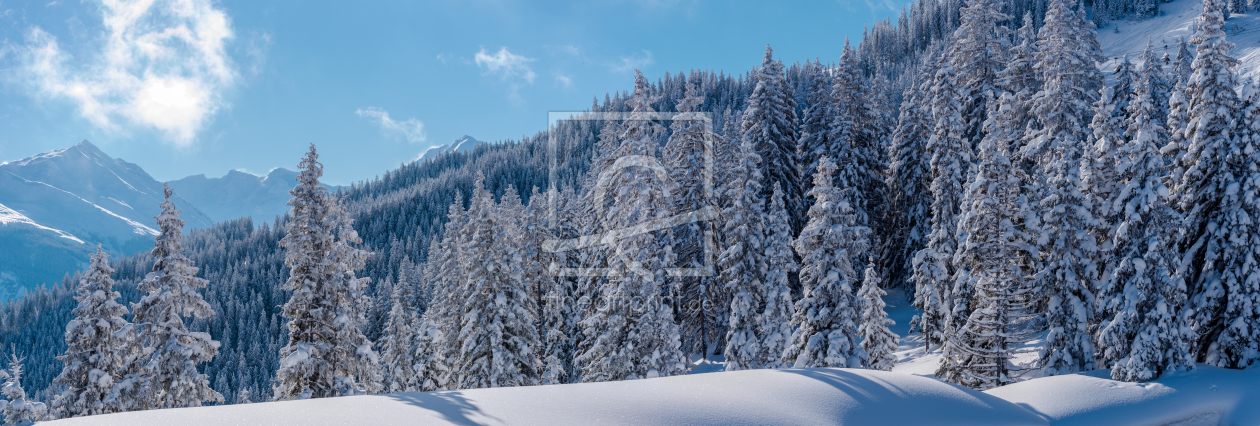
[16,0,237,146]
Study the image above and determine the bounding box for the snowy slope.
[0,202,91,299]
[988,365,1260,425]
[1098,0,1260,82]
[44,368,1047,426]
[43,364,1260,425]
[0,140,215,294]
[418,135,484,162]
[169,168,301,224]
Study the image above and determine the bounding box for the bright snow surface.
[45,368,1046,426]
[42,364,1260,425]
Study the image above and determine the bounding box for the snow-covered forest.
[1,0,1259,421]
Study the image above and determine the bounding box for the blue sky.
[0,0,908,185]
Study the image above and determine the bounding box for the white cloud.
[475,46,536,100]
[610,50,654,73]
[555,73,573,88]
[356,107,427,144]
[560,45,580,56]
[14,0,237,146]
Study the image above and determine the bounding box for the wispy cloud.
[610,50,654,73]
[356,107,427,144]
[12,0,238,146]
[475,46,535,100]
[560,45,580,56]
[555,73,573,88]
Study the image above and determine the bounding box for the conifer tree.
[452,181,542,389]
[668,80,723,360]
[782,157,869,369]
[828,39,887,251]
[1095,61,1194,381]
[859,262,898,371]
[1173,0,1258,368]
[1084,83,1125,271]
[912,53,971,349]
[0,356,46,425]
[949,0,1010,147]
[379,270,419,393]
[1027,0,1103,376]
[719,138,767,371]
[938,94,1036,390]
[51,246,130,418]
[760,183,798,369]
[742,45,802,232]
[886,57,934,292]
[576,71,687,382]
[798,61,833,197]
[275,145,379,400]
[113,184,222,410]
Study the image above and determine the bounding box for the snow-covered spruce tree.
[50,245,130,418]
[1026,0,1103,377]
[999,14,1042,175]
[1173,0,1257,368]
[0,356,46,425]
[885,56,934,292]
[1094,62,1194,382]
[576,71,687,382]
[521,187,558,332]
[275,145,379,400]
[1083,83,1125,273]
[1135,40,1172,131]
[541,186,583,385]
[720,137,767,371]
[378,268,419,393]
[859,262,898,371]
[742,45,802,232]
[668,80,723,360]
[452,181,542,389]
[782,157,870,369]
[1112,56,1138,116]
[828,39,887,268]
[420,194,467,391]
[1164,38,1195,185]
[324,199,383,396]
[112,184,222,410]
[1199,80,1260,369]
[540,262,576,385]
[949,0,1010,148]
[938,93,1036,390]
[798,60,833,198]
[911,53,971,350]
[760,183,798,369]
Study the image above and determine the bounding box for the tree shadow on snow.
[776,368,1031,421]
[385,391,505,426]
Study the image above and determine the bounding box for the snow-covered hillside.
[1098,0,1260,81]
[169,168,302,224]
[0,140,215,294]
[42,365,1260,426]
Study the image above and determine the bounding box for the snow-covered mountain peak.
[417,135,484,161]
[0,141,217,295]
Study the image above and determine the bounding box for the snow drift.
[44,364,1260,425]
[44,368,1045,426]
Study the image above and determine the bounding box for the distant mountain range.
[0,141,215,297]
[418,135,483,161]
[0,136,484,297]
[169,168,302,227]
